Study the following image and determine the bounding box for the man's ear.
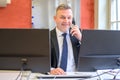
[53,16,56,21]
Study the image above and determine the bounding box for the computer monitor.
[77,30,120,72]
[0,29,50,73]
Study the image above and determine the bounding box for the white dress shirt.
[56,27,76,72]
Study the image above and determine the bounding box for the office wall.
[80,0,94,30]
[0,0,31,28]
[0,0,94,29]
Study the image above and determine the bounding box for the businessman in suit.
[50,4,82,75]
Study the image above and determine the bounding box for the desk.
[0,70,120,80]
[0,70,31,80]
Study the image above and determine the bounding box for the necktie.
[60,33,68,71]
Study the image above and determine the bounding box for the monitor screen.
[77,30,120,72]
[0,29,50,73]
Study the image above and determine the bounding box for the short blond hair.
[56,4,71,13]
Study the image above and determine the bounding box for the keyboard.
[37,72,95,79]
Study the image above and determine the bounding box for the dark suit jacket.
[50,28,80,68]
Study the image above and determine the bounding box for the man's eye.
[68,17,72,19]
[60,17,65,19]
[60,16,72,20]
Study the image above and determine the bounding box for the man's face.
[54,9,73,32]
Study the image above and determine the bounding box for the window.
[95,0,120,30]
[110,0,120,30]
[94,0,110,30]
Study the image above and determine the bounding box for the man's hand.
[50,68,66,75]
[70,25,82,41]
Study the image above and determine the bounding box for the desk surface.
[0,70,31,80]
[0,70,120,80]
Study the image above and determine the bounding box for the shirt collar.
[56,27,69,37]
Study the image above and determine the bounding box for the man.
[50,4,82,75]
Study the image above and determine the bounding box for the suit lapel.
[69,34,79,67]
[52,29,59,61]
